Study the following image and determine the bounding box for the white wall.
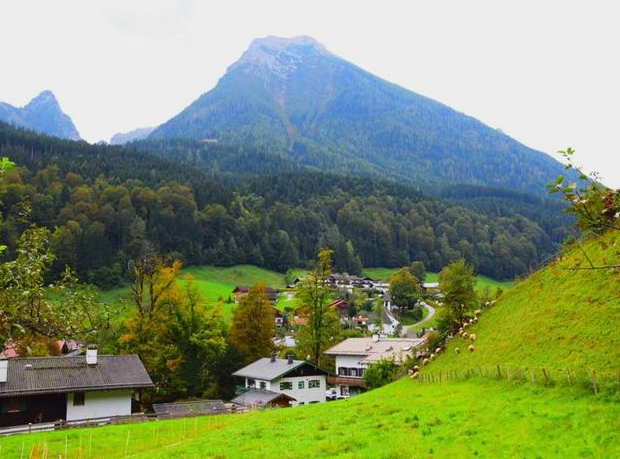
[66,390,132,420]
[335,355,367,375]
[275,375,326,404]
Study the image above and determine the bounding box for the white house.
[0,349,152,428]
[324,336,424,397]
[231,355,328,407]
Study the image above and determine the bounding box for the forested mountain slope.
[0,123,566,282]
[150,36,578,195]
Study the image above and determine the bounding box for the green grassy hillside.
[94,265,294,319]
[430,232,620,374]
[1,378,618,459]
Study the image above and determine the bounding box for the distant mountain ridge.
[110,127,154,145]
[150,35,576,195]
[0,90,80,140]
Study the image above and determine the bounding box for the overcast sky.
[1,0,618,185]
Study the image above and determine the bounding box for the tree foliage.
[230,285,275,364]
[437,259,477,333]
[389,268,422,316]
[363,358,400,389]
[296,250,342,365]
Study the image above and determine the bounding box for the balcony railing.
[327,376,366,387]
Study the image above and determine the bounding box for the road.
[403,302,436,338]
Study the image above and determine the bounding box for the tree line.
[0,122,567,286]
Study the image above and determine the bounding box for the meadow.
[1,377,619,459]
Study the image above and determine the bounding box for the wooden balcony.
[327,375,366,387]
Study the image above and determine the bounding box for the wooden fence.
[415,365,620,395]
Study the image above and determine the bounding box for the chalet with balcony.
[324,336,424,397]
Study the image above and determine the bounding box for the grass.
[2,378,619,459]
[10,234,620,457]
[92,265,295,320]
[363,268,512,294]
[429,232,620,374]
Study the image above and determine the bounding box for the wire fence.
[0,412,237,459]
[416,365,620,396]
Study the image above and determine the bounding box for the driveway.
[403,302,436,337]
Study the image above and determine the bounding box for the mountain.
[150,36,576,195]
[110,126,154,145]
[0,90,80,140]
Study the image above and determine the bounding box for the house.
[324,336,424,397]
[0,348,153,428]
[423,282,440,291]
[231,355,328,407]
[329,298,349,317]
[232,286,280,304]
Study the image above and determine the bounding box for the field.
[93,265,295,320]
[1,377,619,459]
[363,268,512,294]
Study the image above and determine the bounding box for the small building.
[329,298,349,317]
[232,355,328,406]
[152,400,230,419]
[231,389,296,409]
[0,349,152,428]
[232,286,280,304]
[324,336,424,397]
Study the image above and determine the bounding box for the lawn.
[2,378,619,459]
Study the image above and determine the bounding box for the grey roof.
[232,357,306,381]
[325,337,425,364]
[0,355,153,397]
[153,400,229,417]
[231,389,295,406]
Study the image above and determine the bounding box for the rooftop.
[324,337,425,364]
[231,389,295,406]
[0,355,153,397]
[232,357,322,381]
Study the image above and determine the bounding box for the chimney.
[270,352,277,363]
[86,345,98,365]
[372,334,379,342]
[287,354,294,365]
[0,359,7,383]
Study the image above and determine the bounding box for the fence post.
[496,365,501,379]
[439,370,442,383]
[531,370,536,383]
[567,369,572,385]
[542,368,549,384]
[591,370,599,394]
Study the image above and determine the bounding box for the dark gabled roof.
[152,400,229,417]
[231,389,295,406]
[0,355,153,397]
[232,357,328,381]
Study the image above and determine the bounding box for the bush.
[363,358,400,389]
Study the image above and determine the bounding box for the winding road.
[403,302,436,338]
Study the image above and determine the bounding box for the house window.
[2,398,26,413]
[259,381,266,389]
[308,380,320,389]
[298,381,305,389]
[73,392,86,406]
[247,378,256,388]
[280,382,293,391]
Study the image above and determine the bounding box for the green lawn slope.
[1,378,619,459]
[430,232,620,375]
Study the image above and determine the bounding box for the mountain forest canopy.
[0,122,572,284]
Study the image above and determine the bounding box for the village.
[0,270,444,433]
